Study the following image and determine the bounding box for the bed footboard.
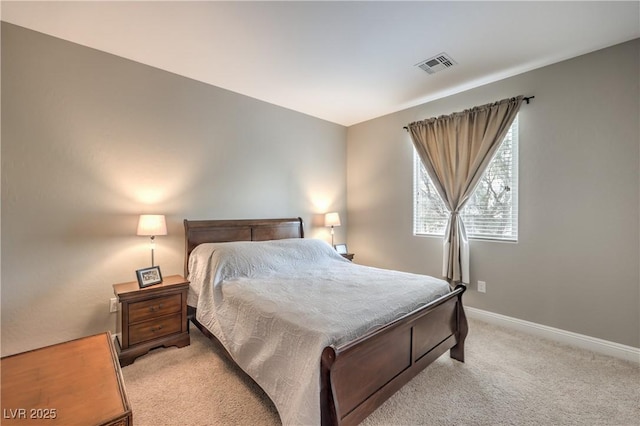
[320,285,467,426]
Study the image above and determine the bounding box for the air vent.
[416,52,457,75]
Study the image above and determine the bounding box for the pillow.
[190,238,346,283]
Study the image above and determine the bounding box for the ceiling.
[2,1,639,126]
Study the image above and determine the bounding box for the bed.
[184,217,468,426]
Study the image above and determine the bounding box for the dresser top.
[1,332,131,425]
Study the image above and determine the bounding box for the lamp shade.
[324,212,341,227]
[136,215,167,236]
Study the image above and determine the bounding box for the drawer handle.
[151,325,164,333]
[149,304,164,312]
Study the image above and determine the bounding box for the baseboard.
[465,307,640,363]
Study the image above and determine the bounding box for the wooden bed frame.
[184,217,468,426]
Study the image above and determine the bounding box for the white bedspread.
[188,238,450,425]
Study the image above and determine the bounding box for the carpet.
[121,318,639,425]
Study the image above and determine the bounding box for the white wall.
[347,40,640,347]
[1,23,347,355]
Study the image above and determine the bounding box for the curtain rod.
[403,96,534,131]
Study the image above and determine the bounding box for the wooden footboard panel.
[321,285,467,426]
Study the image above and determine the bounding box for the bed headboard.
[183,217,304,276]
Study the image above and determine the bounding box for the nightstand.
[341,253,355,261]
[113,274,190,366]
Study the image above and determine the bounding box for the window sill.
[413,233,518,243]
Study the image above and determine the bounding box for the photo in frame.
[136,266,163,288]
[334,243,348,254]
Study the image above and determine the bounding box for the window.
[413,115,519,241]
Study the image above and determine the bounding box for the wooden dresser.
[1,332,132,425]
[113,274,190,366]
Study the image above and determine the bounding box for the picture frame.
[334,243,348,254]
[136,266,163,288]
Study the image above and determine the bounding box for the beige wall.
[347,39,640,347]
[1,23,347,355]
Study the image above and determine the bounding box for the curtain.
[408,96,523,284]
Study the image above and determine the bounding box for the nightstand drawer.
[128,294,182,323]
[129,314,182,345]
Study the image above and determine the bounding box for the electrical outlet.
[477,280,486,293]
[109,298,119,313]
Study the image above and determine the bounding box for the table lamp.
[324,212,341,247]
[137,214,167,266]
